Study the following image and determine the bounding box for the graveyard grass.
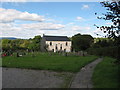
[2,52,98,72]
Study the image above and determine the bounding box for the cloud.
[0,8,65,38]
[81,4,89,9]
[0,0,27,2]
[66,22,75,26]
[93,28,106,37]
[106,22,112,25]
[71,26,82,31]
[54,25,92,37]
[0,8,45,23]
[1,22,65,38]
[21,23,65,30]
[71,25,91,31]
[0,0,105,2]
[76,16,84,21]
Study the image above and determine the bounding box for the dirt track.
[70,58,103,88]
[2,68,73,88]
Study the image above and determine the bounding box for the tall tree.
[33,35,41,43]
[95,0,120,62]
[2,39,11,52]
[72,33,94,51]
[28,35,42,51]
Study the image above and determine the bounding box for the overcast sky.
[0,1,111,39]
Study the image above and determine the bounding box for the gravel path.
[2,68,73,88]
[70,58,103,88]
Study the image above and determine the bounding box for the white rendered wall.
[46,41,71,52]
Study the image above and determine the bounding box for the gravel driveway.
[2,68,73,88]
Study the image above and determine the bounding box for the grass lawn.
[92,57,119,88]
[2,52,98,72]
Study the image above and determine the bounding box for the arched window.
[64,49,66,52]
[60,44,62,50]
[52,49,54,52]
[66,42,68,46]
[50,42,52,46]
[56,44,58,50]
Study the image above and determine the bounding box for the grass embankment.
[2,52,97,72]
[92,57,119,88]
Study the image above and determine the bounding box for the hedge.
[87,46,120,59]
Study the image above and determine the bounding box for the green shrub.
[87,46,119,58]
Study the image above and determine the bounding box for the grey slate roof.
[43,35,71,41]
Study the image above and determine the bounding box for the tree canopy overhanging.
[95,1,120,39]
[95,0,120,62]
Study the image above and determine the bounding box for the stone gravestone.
[80,51,83,56]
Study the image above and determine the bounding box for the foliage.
[87,46,118,58]
[2,39,11,51]
[95,1,120,62]
[2,35,42,52]
[89,37,120,63]
[92,57,119,88]
[2,52,97,72]
[72,33,94,51]
[95,1,120,38]
[31,35,41,51]
[92,38,114,48]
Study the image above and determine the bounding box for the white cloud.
[21,23,65,30]
[0,21,99,38]
[1,22,65,38]
[0,23,12,28]
[71,26,82,31]
[71,25,91,31]
[0,0,106,2]
[106,22,112,25]
[93,28,106,37]
[0,8,65,38]
[81,5,89,9]
[0,8,45,23]
[68,22,74,25]
[52,25,91,36]
[0,0,27,2]
[0,7,99,38]
[76,16,84,21]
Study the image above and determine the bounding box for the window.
[50,42,52,46]
[56,44,58,50]
[60,44,62,50]
[66,42,68,46]
[64,49,66,52]
[52,49,54,52]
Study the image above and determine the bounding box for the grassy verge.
[92,57,119,88]
[2,52,98,72]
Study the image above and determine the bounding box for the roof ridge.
[44,35,67,37]
[43,35,70,41]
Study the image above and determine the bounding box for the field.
[92,57,119,88]
[2,52,98,72]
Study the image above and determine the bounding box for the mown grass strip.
[92,57,119,88]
